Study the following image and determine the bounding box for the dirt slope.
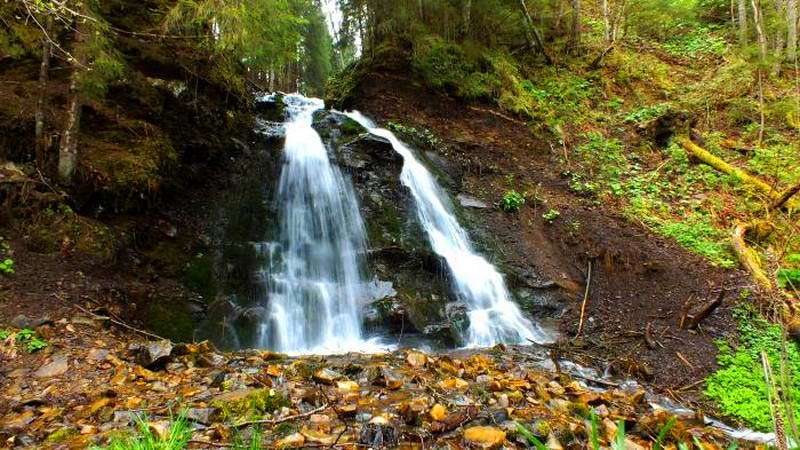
[347,70,746,399]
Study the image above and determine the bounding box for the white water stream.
[256,94,385,354]
[345,111,550,347]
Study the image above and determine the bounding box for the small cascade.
[256,94,384,354]
[345,111,550,347]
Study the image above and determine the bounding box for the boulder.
[129,340,173,368]
[34,354,69,378]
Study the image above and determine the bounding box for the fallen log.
[731,222,773,292]
[676,136,799,211]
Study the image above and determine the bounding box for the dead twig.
[576,259,593,337]
[232,404,329,428]
[63,296,167,341]
[676,352,694,370]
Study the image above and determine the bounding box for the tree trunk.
[752,0,768,59]
[462,0,471,39]
[570,0,581,52]
[518,0,553,64]
[788,0,798,60]
[739,0,749,45]
[603,0,611,43]
[35,16,52,170]
[774,0,787,73]
[58,73,81,184]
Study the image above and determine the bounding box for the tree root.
[676,136,799,211]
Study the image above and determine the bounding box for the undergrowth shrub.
[706,305,800,432]
[500,190,525,212]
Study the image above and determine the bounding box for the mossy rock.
[45,427,79,444]
[24,205,119,262]
[211,388,289,423]
[147,297,196,343]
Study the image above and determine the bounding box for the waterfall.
[256,94,384,354]
[345,111,550,347]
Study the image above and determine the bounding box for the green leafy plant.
[589,411,600,450]
[91,411,192,450]
[0,329,10,340]
[611,420,627,450]
[777,268,800,290]
[542,209,560,224]
[514,422,548,450]
[500,190,525,212]
[13,328,48,353]
[623,103,670,124]
[653,416,676,450]
[706,306,800,431]
[0,258,14,275]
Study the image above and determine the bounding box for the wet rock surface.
[0,316,750,448]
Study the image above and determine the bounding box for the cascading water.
[256,94,384,354]
[345,111,550,347]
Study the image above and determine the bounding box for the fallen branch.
[731,222,773,292]
[576,259,593,337]
[772,181,800,211]
[683,289,725,329]
[232,403,329,428]
[65,298,167,341]
[467,106,526,125]
[676,136,799,211]
[676,352,694,370]
[588,44,615,69]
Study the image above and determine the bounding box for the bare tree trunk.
[603,0,611,43]
[519,0,553,64]
[461,0,471,39]
[752,0,768,58]
[788,0,798,60]
[739,0,749,45]
[35,16,52,170]
[59,16,86,185]
[59,73,81,184]
[775,0,787,73]
[570,0,581,52]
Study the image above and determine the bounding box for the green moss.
[184,253,217,301]
[706,306,800,431]
[211,389,289,423]
[46,427,78,444]
[24,206,118,262]
[147,298,195,343]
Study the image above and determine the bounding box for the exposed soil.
[347,70,747,400]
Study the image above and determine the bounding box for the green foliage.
[747,142,800,185]
[514,422,548,450]
[662,26,727,57]
[589,411,600,450]
[500,190,525,212]
[91,411,192,450]
[300,3,333,95]
[623,104,671,124]
[0,258,14,275]
[706,306,800,431]
[611,420,626,450]
[165,0,309,95]
[653,417,677,450]
[2,328,48,353]
[777,268,800,290]
[656,217,735,268]
[542,209,560,224]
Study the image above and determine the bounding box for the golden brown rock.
[430,403,447,421]
[463,426,506,449]
[275,432,306,448]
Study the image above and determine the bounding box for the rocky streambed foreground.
[1,314,753,449]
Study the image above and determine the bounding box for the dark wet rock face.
[313,111,460,345]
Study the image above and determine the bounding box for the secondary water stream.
[344,111,550,347]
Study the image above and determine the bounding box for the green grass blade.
[515,422,548,450]
[653,416,677,450]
